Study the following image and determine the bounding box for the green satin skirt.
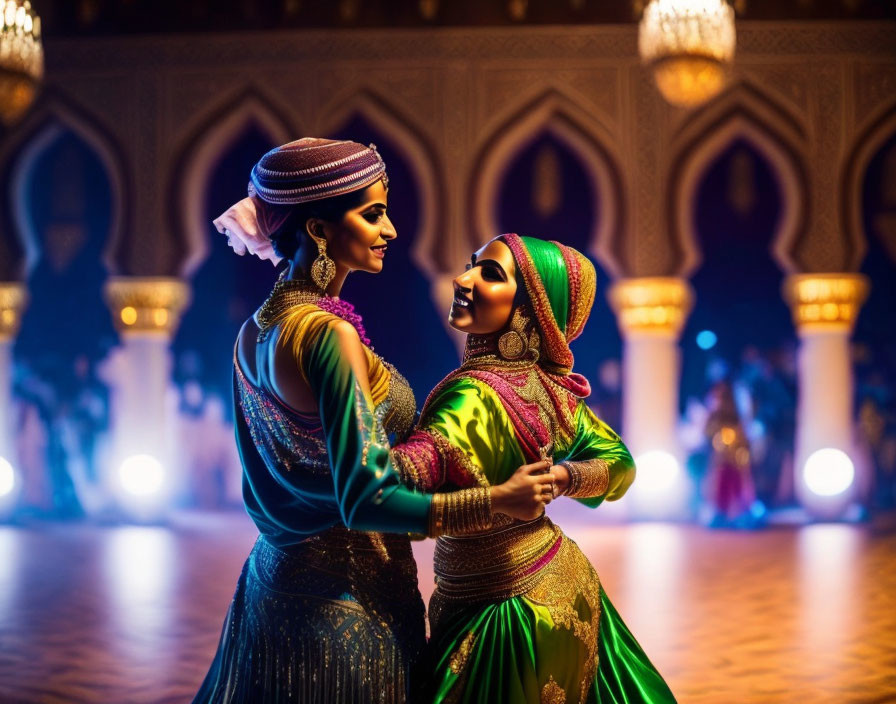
[424,539,676,704]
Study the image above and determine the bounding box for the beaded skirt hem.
[193,538,421,704]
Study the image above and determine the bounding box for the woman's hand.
[550,463,571,496]
[489,460,555,521]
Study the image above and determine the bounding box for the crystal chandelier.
[0,0,43,126]
[638,0,735,108]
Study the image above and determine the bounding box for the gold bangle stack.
[563,458,610,498]
[429,487,492,537]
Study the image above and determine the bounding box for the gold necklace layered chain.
[462,334,536,372]
[256,278,325,332]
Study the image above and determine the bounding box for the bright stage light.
[118,454,166,497]
[803,448,854,497]
[0,457,14,497]
[696,330,717,350]
[634,450,680,492]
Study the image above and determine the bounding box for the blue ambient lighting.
[696,330,717,350]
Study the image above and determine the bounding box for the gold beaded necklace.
[255,277,325,332]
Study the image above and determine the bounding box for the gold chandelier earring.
[498,306,541,362]
[308,231,336,291]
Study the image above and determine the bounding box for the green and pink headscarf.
[498,233,596,376]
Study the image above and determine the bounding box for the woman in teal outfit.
[391,234,677,703]
[193,140,553,704]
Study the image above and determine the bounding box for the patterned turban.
[214,138,388,264]
[499,233,597,374]
[249,137,387,205]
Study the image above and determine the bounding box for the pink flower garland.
[316,297,372,348]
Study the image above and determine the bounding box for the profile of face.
[308,179,395,274]
[449,239,518,335]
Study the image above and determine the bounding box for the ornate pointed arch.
[0,88,131,276]
[467,89,626,278]
[320,90,447,275]
[668,81,810,276]
[842,101,896,270]
[168,86,296,277]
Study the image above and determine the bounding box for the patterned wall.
[0,22,894,396]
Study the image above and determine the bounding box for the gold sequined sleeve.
[558,401,636,506]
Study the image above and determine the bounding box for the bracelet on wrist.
[429,487,492,537]
[563,458,610,498]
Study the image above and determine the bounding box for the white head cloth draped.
[212,191,288,266]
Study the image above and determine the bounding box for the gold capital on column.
[609,277,694,337]
[104,277,191,337]
[0,282,28,341]
[783,273,869,334]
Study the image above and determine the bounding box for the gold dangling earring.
[498,306,539,361]
[309,233,336,291]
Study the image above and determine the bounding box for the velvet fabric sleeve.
[302,323,433,533]
[559,401,636,508]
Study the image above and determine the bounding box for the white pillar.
[621,335,681,454]
[104,277,190,518]
[784,274,869,520]
[609,278,693,520]
[0,283,27,510]
[114,336,173,462]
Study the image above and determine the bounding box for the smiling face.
[449,239,518,335]
[310,180,395,274]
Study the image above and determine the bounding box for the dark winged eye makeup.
[362,205,386,223]
[470,257,507,282]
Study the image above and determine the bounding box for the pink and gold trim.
[391,428,489,491]
[500,234,574,372]
[554,241,596,344]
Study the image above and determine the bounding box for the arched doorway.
[680,139,796,509]
[173,124,280,404]
[11,126,117,515]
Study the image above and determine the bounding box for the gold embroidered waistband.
[433,515,562,601]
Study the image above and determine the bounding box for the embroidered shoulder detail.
[449,370,553,462]
[233,363,329,477]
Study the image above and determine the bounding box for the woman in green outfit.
[194,141,553,704]
[391,234,677,703]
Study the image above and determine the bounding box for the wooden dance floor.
[0,511,893,703]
